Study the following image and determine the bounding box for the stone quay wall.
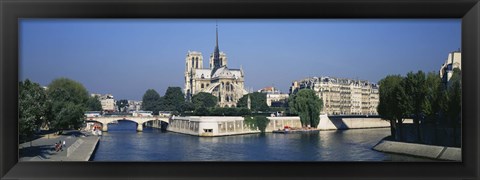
[265,117,301,132]
[167,116,260,136]
[319,115,397,130]
[267,115,406,131]
[167,115,399,136]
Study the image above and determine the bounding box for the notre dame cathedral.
[184,25,248,107]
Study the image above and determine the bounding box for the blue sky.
[20,19,461,100]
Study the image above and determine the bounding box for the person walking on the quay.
[54,142,60,152]
[58,141,63,151]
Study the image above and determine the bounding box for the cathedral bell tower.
[185,51,203,101]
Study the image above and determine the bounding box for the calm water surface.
[91,121,433,161]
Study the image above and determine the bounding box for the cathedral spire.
[214,23,220,67]
[216,23,219,50]
[212,22,221,76]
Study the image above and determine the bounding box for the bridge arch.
[84,119,105,131]
[85,116,170,132]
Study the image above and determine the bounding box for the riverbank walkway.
[19,130,99,161]
[373,139,461,161]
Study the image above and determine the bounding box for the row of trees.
[377,69,461,145]
[141,87,188,115]
[19,78,102,141]
[236,92,270,112]
[238,89,324,128]
[140,88,271,115]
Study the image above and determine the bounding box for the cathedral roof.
[212,66,242,80]
[194,69,212,79]
[230,69,243,79]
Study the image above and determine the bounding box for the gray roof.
[212,66,243,79]
[194,69,212,79]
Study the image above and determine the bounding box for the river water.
[91,120,433,161]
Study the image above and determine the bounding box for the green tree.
[423,72,442,143]
[180,101,195,113]
[19,79,48,141]
[116,99,129,112]
[443,68,461,146]
[237,92,269,112]
[46,78,89,130]
[378,75,405,140]
[159,87,185,112]
[194,106,210,116]
[423,72,442,122]
[192,92,217,109]
[288,89,323,128]
[244,116,270,133]
[141,89,161,114]
[210,107,226,116]
[86,95,102,111]
[402,71,428,142]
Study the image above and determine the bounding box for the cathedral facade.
[184,26,248,107]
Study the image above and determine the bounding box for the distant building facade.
[91,93,116,113]
[184,26,248,107]
[257,87,289,107]
[439,51,461,83]
[127,100,142,112]
[290,77,379,115]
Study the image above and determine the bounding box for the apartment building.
[290,76,379,115]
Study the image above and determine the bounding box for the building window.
[204,129,213,133]
[201,84,204,88]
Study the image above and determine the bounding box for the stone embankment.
[317,115,414,130]
[19,131,100,161]
[166,115,403,136]
[64,136,100,161]
[373,140,461,161]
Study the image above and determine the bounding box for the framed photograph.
[1,0,479,179]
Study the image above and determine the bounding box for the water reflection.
[91,121,434,161]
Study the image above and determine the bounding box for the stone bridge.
[85,116,170,132]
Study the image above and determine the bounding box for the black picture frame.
[1,0,479,179]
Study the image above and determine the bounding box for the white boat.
[92,129,102,136]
